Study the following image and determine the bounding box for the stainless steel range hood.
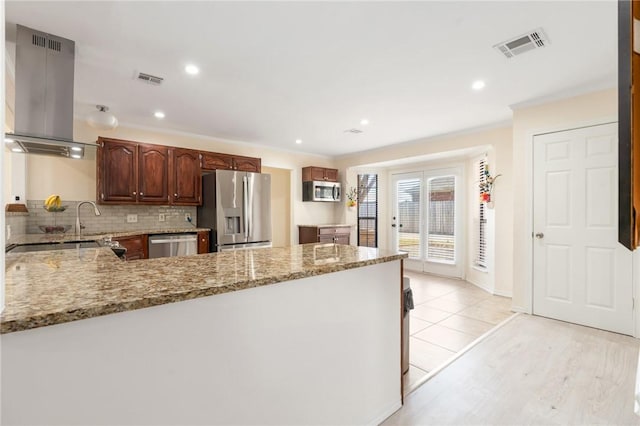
[5,25,95,159]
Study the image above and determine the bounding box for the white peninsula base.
[2,260,402,425]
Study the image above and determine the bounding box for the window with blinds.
[396,177,422,258]
[357,174,378,247]
[426,176,456,263]
[476,159,488,269]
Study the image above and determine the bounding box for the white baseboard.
[510,304,528,313]
[493,289,513,298]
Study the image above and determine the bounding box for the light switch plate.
[127,214,138,223]
[159,214,165,222]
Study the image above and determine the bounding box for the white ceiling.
[5,1,617,157]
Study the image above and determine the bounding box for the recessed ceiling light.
[295,139,302,144]
[360,119,369,126]
[71,154,82,159]
[472,80,486,91]
[11,147,22,153]
[154,111,165,119]
[71,146,82,152]
[185,64,200,75]
[5,138,15,143]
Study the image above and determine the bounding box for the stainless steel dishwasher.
[148,233,198,259]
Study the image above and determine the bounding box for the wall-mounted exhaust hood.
[5,25,96,159]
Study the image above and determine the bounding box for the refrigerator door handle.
[243,176,249,240]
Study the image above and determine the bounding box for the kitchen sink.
[6,240,101,253]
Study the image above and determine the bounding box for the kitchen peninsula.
[2,243,406,425]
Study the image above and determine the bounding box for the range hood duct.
[6,25,95,158]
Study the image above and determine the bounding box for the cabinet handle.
[174,193,179,198]
[133,191,136,195]
[139,192,144,196]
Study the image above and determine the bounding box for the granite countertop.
[6,228,210,246]
[2,244,407,334]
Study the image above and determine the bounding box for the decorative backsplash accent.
[20,201,198,235]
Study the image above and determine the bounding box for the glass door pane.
[394,176,422,259]
[426,176,456,263]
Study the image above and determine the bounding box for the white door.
[391,169,463,277]
[532,123,633,335]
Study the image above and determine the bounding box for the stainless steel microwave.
[303,181,341,202]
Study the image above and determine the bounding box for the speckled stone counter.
[6,227,210,246]
[1,244,406,334]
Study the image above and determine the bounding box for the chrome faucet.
[75,201,101,236]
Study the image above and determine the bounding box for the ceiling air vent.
[493,28,549,59]
[344,128,363,134]
[136,72,164,85]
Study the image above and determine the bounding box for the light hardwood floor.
[388,314,640,425]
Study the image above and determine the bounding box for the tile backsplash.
[23,200,198,235]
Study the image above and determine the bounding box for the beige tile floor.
[403,270,514,393]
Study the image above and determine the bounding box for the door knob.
[535,233,544,239]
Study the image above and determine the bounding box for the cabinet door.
[172,149,201,205]
[201,152,233,171]
[334,235,350,245]
[324,168,338,182]
[310,167,326,181]
[197,231,210,254]
[233,156,261,173]
[114,234,148,260]
[98,139,138,203]
[298,226,319,244]
[138,144,170,204]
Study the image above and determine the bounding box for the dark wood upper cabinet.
[233,156,261,173]
[98,138,169,205]
[200,152,261,173]
[138,144,170,204]
[98,137,261,205]
[98,138,138,203]
[201,152,234,171]
[302,166,338,182]
[171,148,201,205]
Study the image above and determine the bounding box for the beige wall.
[511,88,618,311]
[262,166,291,247]
[337,125,513,296]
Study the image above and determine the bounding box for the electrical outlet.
[126,214,138,223]
[159,213,165,222]
[185,213,191,222]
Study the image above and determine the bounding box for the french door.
[391,168,463,277]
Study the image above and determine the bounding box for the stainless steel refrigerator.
[197,170,272,251]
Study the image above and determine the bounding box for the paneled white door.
[532,123,633,335]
